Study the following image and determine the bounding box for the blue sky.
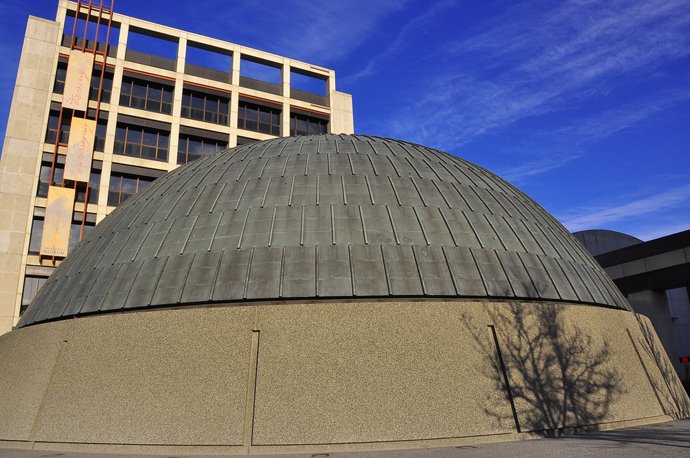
[1,0,689,241]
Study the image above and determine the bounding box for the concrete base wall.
[0,300,688,454]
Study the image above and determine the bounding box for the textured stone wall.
[0,300,687,454]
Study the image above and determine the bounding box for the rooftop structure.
[2,135,688,454]
[0,0,354,334]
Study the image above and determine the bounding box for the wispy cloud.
[498,90,690,182]
[343,0,457,83]
[559,183,690,233]
[500,151,584,183]
[385,0,690,152]
[165,0,411,65]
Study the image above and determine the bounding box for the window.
[69,216,95,251]
[119,76,173,114]
[238,101,280,135]
[178,135,227,165]
[37,162,64,198]
[28,217,44,254]
[108,172,154,206]
[290,112,328,136]
[95,119,107,151]
[75,169,101,204]
[89,68,114,104]
[21,276,48,315]
[45,110,71,145]
[28,212,96,256]
[38,164,99,203]
[53,61,67,94]
[114,124,169,162]
[181,89,229,125]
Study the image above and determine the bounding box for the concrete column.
[281,60,291,136]
[327,70,336,107]
[97,22,128,215]
[228,51,240,147]
[168,35,187,171]
[0,17,60,333]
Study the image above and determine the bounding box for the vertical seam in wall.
[243,329,260,447]
[626,327,668,416]
[636,319,684,414]
[27,323,72,444]
[488,324,521,433]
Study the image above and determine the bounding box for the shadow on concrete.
[462,302,624,435]
[630,313,690,418]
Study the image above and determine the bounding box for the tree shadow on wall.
[629,313,690,418]
[461,302,625,435]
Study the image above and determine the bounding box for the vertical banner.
[40,186,75,257]
[64,117,96,182]
[63,50,94,111]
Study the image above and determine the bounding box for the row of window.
[238,101,280,136]
[182,89,229,125]
[178,136,227,165]
[107,173,155,206]
[114,124,170,162]
[35,162,157,208]
[52,64,329,135]
[46,114,326,168]
[45,111,107,149]
[120,76,173,114]
[54,61,113,104]
[37,161,100,204]
[28,216,96,256]
[28,172,152,257]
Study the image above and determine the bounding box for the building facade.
[0,0,354,334]
[574,229,690,383]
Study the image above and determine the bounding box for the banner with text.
[63,50,94,111]
[65,117,96,182]
[40,186,75,257]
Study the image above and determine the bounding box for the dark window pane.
[28,218,44,254]
[95,120,107,151]
[21,276,48,314]
[127,128,142,146]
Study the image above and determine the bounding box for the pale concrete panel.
[0,320,69,441]
[0,16,59,336]
[34,306,256,445]
[330,91,354,134]
[645,249,686,271]
[253,301,515,445]
[0,316,14,333]
[487,302,679,432]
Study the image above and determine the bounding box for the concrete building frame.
[0,0,354,334]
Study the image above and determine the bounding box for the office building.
[0,0,354,334]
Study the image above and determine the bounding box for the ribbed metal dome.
[19,135,629,327]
